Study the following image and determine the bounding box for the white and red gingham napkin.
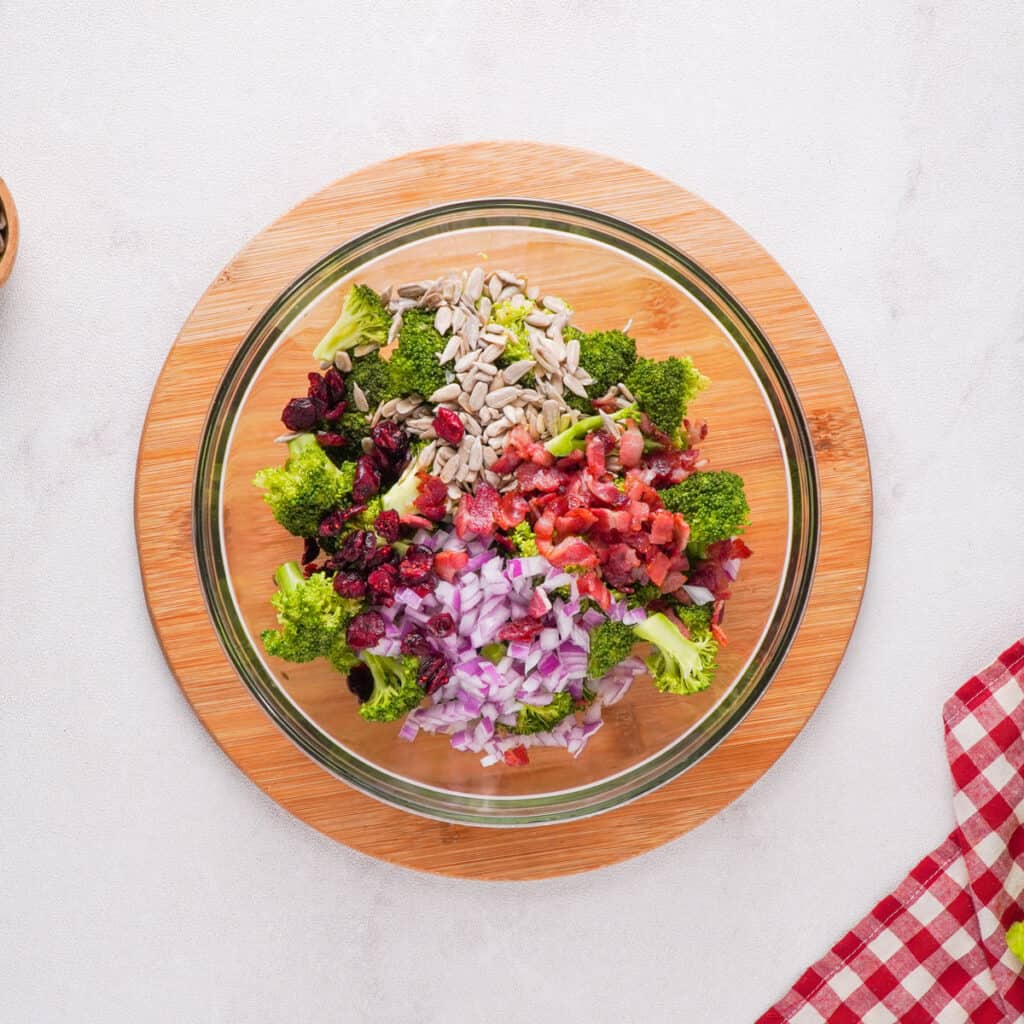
[759,640,1024,1023]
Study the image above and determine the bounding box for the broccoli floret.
[513,691,576,734]
[491,300,536,382]
[388,309,448,398]
[544,404,638,456]
[659,471,750,559]
[357,652,424,723]
[587,620,638,679]
[261,562,362,664]
[576,329,637,402]
[313,284,391,363]
[626,356,708,436]
[634,611,717,695]
[509,521,539,558]
[253,434,354,537]
[481,643,506,665]
[1007,922,1024,963]
[675,604,713,639]
[329,409,372,462]
[346,349,395,408]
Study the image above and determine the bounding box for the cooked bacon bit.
[577,572,612,612]
[433,549,469,582]
[649,510,675,546]
[528,588,553,617]
[494,492,529,530]
[585,432,609,476]
[503,745,530,767]
[555,508,597,536]
[496,617,545,642]
[618,426,645,468]
[647,552,672,589]
[454,482,500,539]
[710,622,729,645]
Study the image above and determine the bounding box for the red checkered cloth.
[759,640,1024,1023]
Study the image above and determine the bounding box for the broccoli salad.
[254,268,751,767]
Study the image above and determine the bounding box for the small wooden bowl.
[0,177,19,287]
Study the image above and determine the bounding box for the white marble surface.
[4,2,1024,1020]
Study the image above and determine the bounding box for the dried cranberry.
[400,630,433,656]
[307,372,330,413]
[352,455,381,503]
[301,537,320,564]
[363,543,394,569]
[496,616,545,642]
[398,544,434,585]
[411,579,436,597]
[367,563,398,604]
[374,509,401,542]
[281,397,319,432]
[332,571,366,599]
[371,420,409,458]
[337,529,376,567]
[417,653,451,695]
[492,532,515,553]
[302,561,319,578]
[427,613,454,637]
[346,662,374,703]
[323,367,346,405]
[323,400,348,422]
[317,508,349,541]
[432,407,465,445]
[317,432,347,448]
[414,475,448,522]
[346,610,385,649]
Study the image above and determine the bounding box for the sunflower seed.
[447,484,463,501]
[483,420,508,440]
[497,284,520,302]
[416,441,438,468]
[451,307,467,334]
[479,406,497,424]
[534,412,546,434]
[575,368,594,386]
[349,382,368,412]
[617,382,636,402]
[563,374,589,398]
[467,437,484,471]
[483,469,501,486]
[458,393,475,413]
[480,342,505,362]
[463,415,482,436]
[474,362,498,377]
[429,383,461,404]
[439,450,462,483]
[406,416,434,433]
[495,269,520,285]
[464,267,484,303]
[469,381,488,411]
[398,282,426,298]
[599,411,622,438]
[274,432,301,444]
[396,396,420,415]
[333,350,352,372]
[543,295,568,314]
[542,399,561,436]
[546,313,567,339]
[526,285,540,301]
[622,318,633,333]
[361,436,375,453]
[462,317,480,347]
[485,386,518,407]
[439,335,461,365]
[525,310,553,328]
[392,298,418,314]
[434,447,452,469]
[566,336,580,373]
[319,359,332,370]
[503,405,523,424]
[501,360,535,385]
[354,342,379,358]
[378,398,400,418]
[454,351,479,373]
[387,316,402,345]
[487,275,502,301]
[434,305,453,335]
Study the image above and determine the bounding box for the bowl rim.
[192,196,820,827]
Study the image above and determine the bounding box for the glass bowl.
[194,199,818,827]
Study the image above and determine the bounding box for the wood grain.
[0,177,19,287]
[135,143,871,879]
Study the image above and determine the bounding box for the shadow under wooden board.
[135,143,871,880]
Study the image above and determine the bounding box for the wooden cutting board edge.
[134,142,872,880]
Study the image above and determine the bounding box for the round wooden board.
[135,143,871,880]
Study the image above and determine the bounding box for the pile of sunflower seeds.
[371,268,599,499]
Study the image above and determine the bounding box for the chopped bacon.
[585,432,609,476]
[710,623,729,645]
[602,544,642,588]
[516,462,565,492]
[555,508,598,536]
[650,510,675,546]
[541,536,599,570]
[618,426,645,468]
[433,549,469,582]
[494,491,529,531]
[577,572,612,611]
[591,507,632,533]
[528,588,553,617]
[454,483,500,539]
[505,425,555,466]
[491,451,523,475]
[583,472,628,507]
[647,552,672,589]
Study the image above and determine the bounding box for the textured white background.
[4,2,1024,1021]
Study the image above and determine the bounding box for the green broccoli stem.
[381,458,422,516]
[275,560,305,593]
[634,611,708,694]
[544,404,638,456]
